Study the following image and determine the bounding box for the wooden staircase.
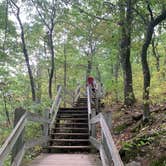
[0,84,124,166]
[46,98,91,153]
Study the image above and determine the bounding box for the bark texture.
[119,0,135,106]
[141,10,166,121]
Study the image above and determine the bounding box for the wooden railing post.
[102,133,113,165]
[87,86,92,133]
[11,108,26,163]
[102,112,112,164]
[43,109,50,146]
[91,108,96,138]
[103,112,112,130]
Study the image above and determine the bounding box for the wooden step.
[74,104,87,107]
[75,102,87,104]
[58,116,88,119]
[54,127,88,130]
[58,115,88,118]
[59,107,87,110]
[47,145,91,149]
[59,110,88,113]
[76,100,87,103]
[79,97,96,99]
[55,122,88,126]
[78,98,96,101]
[50,139,89,142]
[58,112,88,115]
[51,133,89,136]
[29,154,102,165]
[57,118,88,121]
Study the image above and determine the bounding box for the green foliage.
[150,156,166,166]
[114,123,128,134]
[0,0,166,163]
[122,134,155,150]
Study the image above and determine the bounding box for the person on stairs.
[87,76,96,93]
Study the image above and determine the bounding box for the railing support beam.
[12,108,26,164]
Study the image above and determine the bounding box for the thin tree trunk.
[2,92,11,126]
[31,0,56,99]
[141,25,152,121]
[96,66,101,83]
[10,0,36,101]
[114,55,120,102]
[86,56,93,79]
[36,62,42,104]
[2,0,8,51]
[64,44,67,107]
[141,10,166,121]
[48,30,55,99]
[152,38,160,71]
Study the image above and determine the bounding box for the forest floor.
[104,102,166,166]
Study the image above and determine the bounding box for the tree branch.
[132,7,147,24]
[31,0,50,30]
[76,6,111,21]
[146,0,154,21]
[152,10,166,27]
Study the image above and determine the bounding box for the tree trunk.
[64,44,67,107]
[10,1,36,101]
[20,21,36,102]
[86,55,93,79]
[152,38,160,71]
[114,55,120,102]
[119,0,135,106]
[2,0,8,51]
[141,24,153,121]
[48,30,55,99]
[36,62,42,103]
[2,91,11,126]
[96,66,101,83]
[141,10,166,121]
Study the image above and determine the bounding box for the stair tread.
[58,114,88,116]
[56,122,88,125]
[51,132,89,135]
[50,139,89,141]
[54,127,88,130]
[59,107,87,110]
[47,145,91,149]
[58,116,88,118]
[57,118,88,120]
[59,111,88,113]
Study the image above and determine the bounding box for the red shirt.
[87,77,94,86]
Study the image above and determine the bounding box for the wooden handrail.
[49,86,62,129]
[50,86,62,115]
[0,85,63,166]
[0,110,51,166]
[90,113,124,166]
[87,86,92,133]
[86,81,123,166]
[0,112,27,163]
[50,97,62,129]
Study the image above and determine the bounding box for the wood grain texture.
[28,154,102,166]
